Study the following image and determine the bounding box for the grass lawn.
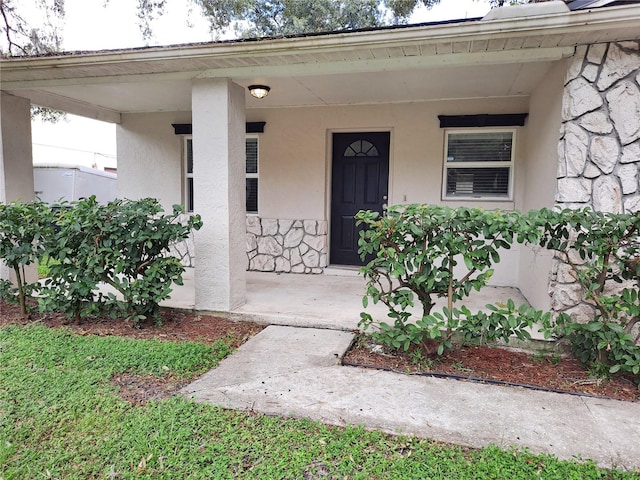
[0,324,635,479]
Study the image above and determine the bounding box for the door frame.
[325,127,394,267]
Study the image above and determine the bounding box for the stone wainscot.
[170,215,329,274]
[246,217,328,274]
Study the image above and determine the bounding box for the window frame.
[184,136,194,213]
[182,135,259,214]
[441,128,516,202]
[245,135,259,215]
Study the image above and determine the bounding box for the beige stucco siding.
[1,93,35,204]
[517,60,567,310]
[116,97,532,218]
[116,111,189,211]
[0,92,37,284]
[115,93,559,293]
[248,97,530,220]
[244,97,531,286]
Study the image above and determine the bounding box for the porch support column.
[0,93,36,281]
[192,78,246,311]
[0,93,35,203]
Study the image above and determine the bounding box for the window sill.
[441,198,516,211]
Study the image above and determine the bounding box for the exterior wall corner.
[552,39,640,321]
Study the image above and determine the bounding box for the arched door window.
[344,140,379,157]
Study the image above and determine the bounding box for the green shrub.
[535,208,640,377]
[356,203,640,379]
[37,255,59,278]
[0,200,54,313]
[356,204,539,354]
[38,197,202,323]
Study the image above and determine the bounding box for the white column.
[0,93,35,203]
[0,93,36,282]
[192,78,246,311]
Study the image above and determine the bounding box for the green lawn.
[37,256,59,279]
[0,324,634,479]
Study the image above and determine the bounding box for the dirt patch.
[110,373,191,405]
[343,336,640,402]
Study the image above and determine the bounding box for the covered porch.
[2,2,640,318]
[159,268,531,333]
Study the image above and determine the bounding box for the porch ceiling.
[2,3,639,121]
[9,61,555,116]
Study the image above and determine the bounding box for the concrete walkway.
[169,269,639,469]
[183,325,640,471]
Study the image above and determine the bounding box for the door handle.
[382,195,388,200]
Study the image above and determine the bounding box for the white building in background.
[31,143,117,172]
[31,114,117,172]
[34,164,117,204]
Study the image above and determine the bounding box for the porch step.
[323,265,362,277]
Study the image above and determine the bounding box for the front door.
[330,132,390,266]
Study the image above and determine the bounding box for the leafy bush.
[0,200,54,313]
[38,197,202,323]
[356,203,640,378]
[535,208,640,376]
[356,204,539,354]
[38,200,105,321]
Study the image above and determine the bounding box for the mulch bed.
[343,336,640,402]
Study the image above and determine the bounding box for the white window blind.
[443,130,514,200]
[246,137,259,214]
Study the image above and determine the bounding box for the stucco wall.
[117,97,541,285]
[0,93,36,283]
[116,111,189,211]
[517,60,567,310]
[248,98,530,220]
[247,97,528,284]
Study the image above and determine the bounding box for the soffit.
[10,61,551,115]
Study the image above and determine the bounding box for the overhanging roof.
[568,0,640,10]
[1,2,639,123]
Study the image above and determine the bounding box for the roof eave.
[1,3,639,81]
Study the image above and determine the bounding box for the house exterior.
[1,1,639,319]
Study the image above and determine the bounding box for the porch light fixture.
[248,85,270,99]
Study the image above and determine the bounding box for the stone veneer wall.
[168,213,196,267]
[551,41,640,321]
[246,217,328,273]
[169,215,329,274]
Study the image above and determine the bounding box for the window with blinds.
[246,136,259,214]
[185,137,194,212]
[184,136,259,213]
[442,130,514,200]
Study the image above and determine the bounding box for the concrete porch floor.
[161,267,532,333]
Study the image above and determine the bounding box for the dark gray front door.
[330,132,390,266]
